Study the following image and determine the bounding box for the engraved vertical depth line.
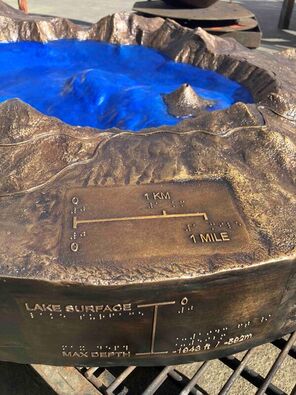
[151,305,158,353]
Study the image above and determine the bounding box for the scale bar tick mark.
[135,351,169,356]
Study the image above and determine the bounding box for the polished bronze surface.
[0,1,295,366]
[0,262,293,367]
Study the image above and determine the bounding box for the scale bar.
[137,301,176,308]
[73,211,208,229]
[135,351,169,356]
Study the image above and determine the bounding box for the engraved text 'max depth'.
[61,182,249,263]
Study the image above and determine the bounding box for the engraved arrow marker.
[72,211,208,230]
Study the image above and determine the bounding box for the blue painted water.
[0,40,253,131]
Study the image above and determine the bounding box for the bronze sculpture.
[0,1,295,366]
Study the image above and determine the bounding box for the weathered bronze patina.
[0,1,295,367]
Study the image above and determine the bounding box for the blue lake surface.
[0,40,253,131]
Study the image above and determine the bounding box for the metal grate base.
[33,332,296,395]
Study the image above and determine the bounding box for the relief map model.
[0,40,253,131]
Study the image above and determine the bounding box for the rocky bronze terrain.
[0,1,295,366]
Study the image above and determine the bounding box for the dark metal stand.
[279,0,295,29]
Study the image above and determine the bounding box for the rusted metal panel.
[133,1,255,20]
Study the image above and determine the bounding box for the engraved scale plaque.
[61,182,249,265]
